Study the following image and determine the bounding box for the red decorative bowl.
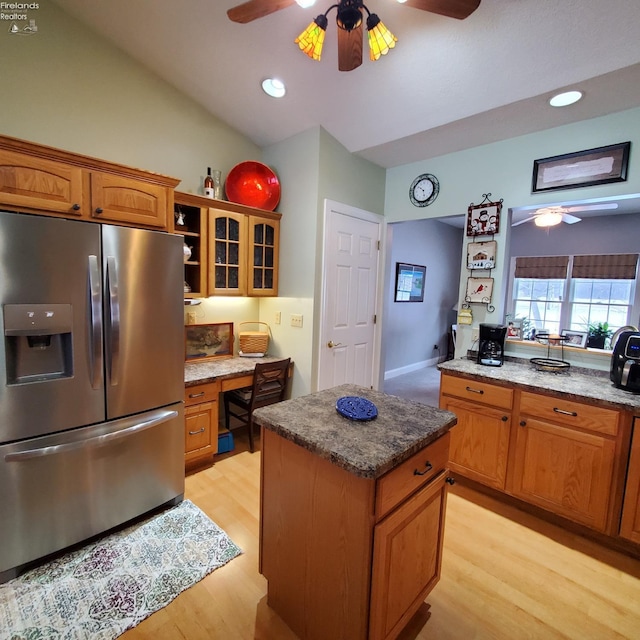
[225,161,281,211]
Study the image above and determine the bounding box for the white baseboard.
[384,356,440,380]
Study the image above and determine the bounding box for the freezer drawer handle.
[106,256,121,386]
[88,255,103,390]
[4,409,178,462]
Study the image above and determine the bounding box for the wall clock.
[409,173,440,207]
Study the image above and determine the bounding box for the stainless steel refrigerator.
[0,211,185,583]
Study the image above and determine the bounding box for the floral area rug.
[0,499,242,640]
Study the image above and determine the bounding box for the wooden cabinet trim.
[620,418,640,543]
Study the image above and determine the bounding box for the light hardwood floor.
[123,433,640,639]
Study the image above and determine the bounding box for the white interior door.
[318,200,382,391]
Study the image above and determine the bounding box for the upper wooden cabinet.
[90,173,169,228]
[0,135,179,229]
[174,191,281,298]
[0,149,85,216]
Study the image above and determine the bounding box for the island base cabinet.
[369,471,447,640]
[260,428,450,640]
[260,428,374,640]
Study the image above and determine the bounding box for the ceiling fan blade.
[227,0,296,24]
[562,214,582,224]
[565,203,618,213]
[511,217,535,227]
[338,25,363,72]
[402,0,481,20]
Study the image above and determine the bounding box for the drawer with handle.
[519,391,619,436]
[184,381,220,407]
[440,374,513,410]
[375,431,450,520]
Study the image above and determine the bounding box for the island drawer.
[184,381,220,407]
[519,391,619,436]
[375,431,450,520]
[440,374,513,410]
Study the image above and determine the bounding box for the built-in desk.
[183,356,292,464]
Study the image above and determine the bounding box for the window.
[509,254,639,337]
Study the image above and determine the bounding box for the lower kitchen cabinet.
[184,381,220,464]
[260,428,451,640]
[369,471,447,640]
[440,375,512,490]
[620,418,640,543]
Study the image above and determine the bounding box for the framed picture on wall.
[185,322,234,361]
[466,201,501,236]
[467,240,497,270]
[394,263,426,302]
[465,277,494,304]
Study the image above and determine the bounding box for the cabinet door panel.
[620,419,640,543]
[512,417,615,531]
[441,397,510,490]
[209,211,247,295]
[0,150,84,215]
[91,173,168,228]
[370,471,447,640]
[248,215,279,296]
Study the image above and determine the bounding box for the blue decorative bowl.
[336,396,378,421]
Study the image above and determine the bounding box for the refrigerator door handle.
[4,409,179,462]
[88,255,103,390]
[106,256,121,386]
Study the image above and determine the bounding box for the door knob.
[327,341,343,348]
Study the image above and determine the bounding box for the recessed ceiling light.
[262,78,286,98]
[295,0,316,7]
[549,90,583,107]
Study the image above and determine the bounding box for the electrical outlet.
[290,313,303,328]
[275,311,281,325]
[471,327,479,342]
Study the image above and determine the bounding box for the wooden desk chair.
[223,358,291,453]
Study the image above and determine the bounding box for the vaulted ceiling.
[52,0,640,169]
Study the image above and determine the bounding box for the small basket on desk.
[238,321,270,355]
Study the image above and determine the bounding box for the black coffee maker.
[477,323,507,367]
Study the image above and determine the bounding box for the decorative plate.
[336,396,378,421]
[225,161,281,210]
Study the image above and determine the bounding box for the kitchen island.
[253,383,457,640]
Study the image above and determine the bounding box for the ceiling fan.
[227,0,481,71]
[512,203,618,228]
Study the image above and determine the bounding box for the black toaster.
[610,331,640,391]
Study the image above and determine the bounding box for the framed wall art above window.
[532,141,631,193]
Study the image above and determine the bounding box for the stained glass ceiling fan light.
[295,0,397,63]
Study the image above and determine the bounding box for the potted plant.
[587,322,613,349]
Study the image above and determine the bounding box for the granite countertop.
[185,355,288,386]
[252,383,457,480]
[438,358,640,413]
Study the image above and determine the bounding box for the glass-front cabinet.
[211,211,247,296]
[248,215,279,296]
[173,192,280,298]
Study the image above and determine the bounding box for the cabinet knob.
[95,207,103,214]
[520,420,526,427]
[445,477,456,485]
[72,203,81,211]
[502,415,508,422]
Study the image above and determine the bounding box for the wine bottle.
[204,167,214,198]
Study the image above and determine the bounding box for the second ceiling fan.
[227,0,481,71]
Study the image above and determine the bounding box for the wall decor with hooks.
[466,193,503,237]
